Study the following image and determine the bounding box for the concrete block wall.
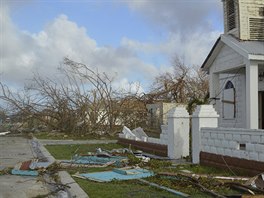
[201,127,264,162]
[147,125,168,145]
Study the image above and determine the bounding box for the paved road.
[0,136,115,198]
[39,139,118,145]
[0,136,50,198]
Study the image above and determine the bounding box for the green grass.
[169,164,236,177]
[75,178,181,198]
[45,143,125,159]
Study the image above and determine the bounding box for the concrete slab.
[0,136,51,198]
[0,137,35,167]
[0,175,49,198]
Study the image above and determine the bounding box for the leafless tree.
[148,56,209,112]
[0,58,148,136]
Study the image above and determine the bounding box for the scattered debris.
[225,182,264,194]
[138,178,190,197]
[180,169,192,174]
[62,155,128,167]
[131,127,148,140]
[0,131,10,136]
[74,168,154,182]
[11,169,39,176]
[11,160,42,176]
[159,172,227,198]
[160,171,249,181]
[226,182,255,195]
[29,160,52,169]
[245,173,264,190]
[141,152,170,160]
[119,126,148,141]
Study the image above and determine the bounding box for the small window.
[222,81,236,119]
[239,143,246,150]
[227,0,236,30]
[224,81,234,89]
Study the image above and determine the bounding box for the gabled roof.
[201,34,264,70]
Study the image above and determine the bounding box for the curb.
[35,138,89,198]
[39,139,118,145]
[58,171,89,198]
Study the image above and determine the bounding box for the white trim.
[248,54,264,61]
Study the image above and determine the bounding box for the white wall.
[209,45,244,74]
[201,127,264,162]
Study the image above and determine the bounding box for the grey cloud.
[123,0,222,34]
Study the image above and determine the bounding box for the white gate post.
[167,106,189,159]
[192,105,219,164]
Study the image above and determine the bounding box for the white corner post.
[246,60,259,129]
[167,106,189,159]
[210,72,220,110]
[192,105,219,164]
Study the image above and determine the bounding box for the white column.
[192,105,219,164]
[246,61,259,129]
[167,106,189,159]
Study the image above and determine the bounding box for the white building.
[146,102,178,126]
[202,0,264,129]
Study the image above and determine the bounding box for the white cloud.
[113,78,145,95]
[0,7,159,87]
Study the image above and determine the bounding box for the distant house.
[202,0,264,129]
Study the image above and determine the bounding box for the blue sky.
[10,1,159,46]
[1,0,223,92]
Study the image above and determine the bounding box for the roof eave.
[201,36,222,71]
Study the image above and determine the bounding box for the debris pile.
[59,147,153,169]
[10,140,54,177]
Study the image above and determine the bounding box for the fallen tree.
[0,58,148,136]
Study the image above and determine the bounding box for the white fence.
[192,104,264,164]
[119,104,264,163]
[201,127,264,162]
[119,106,190,159]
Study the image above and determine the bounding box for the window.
[222,81,236,119]
[227,0,236,31]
